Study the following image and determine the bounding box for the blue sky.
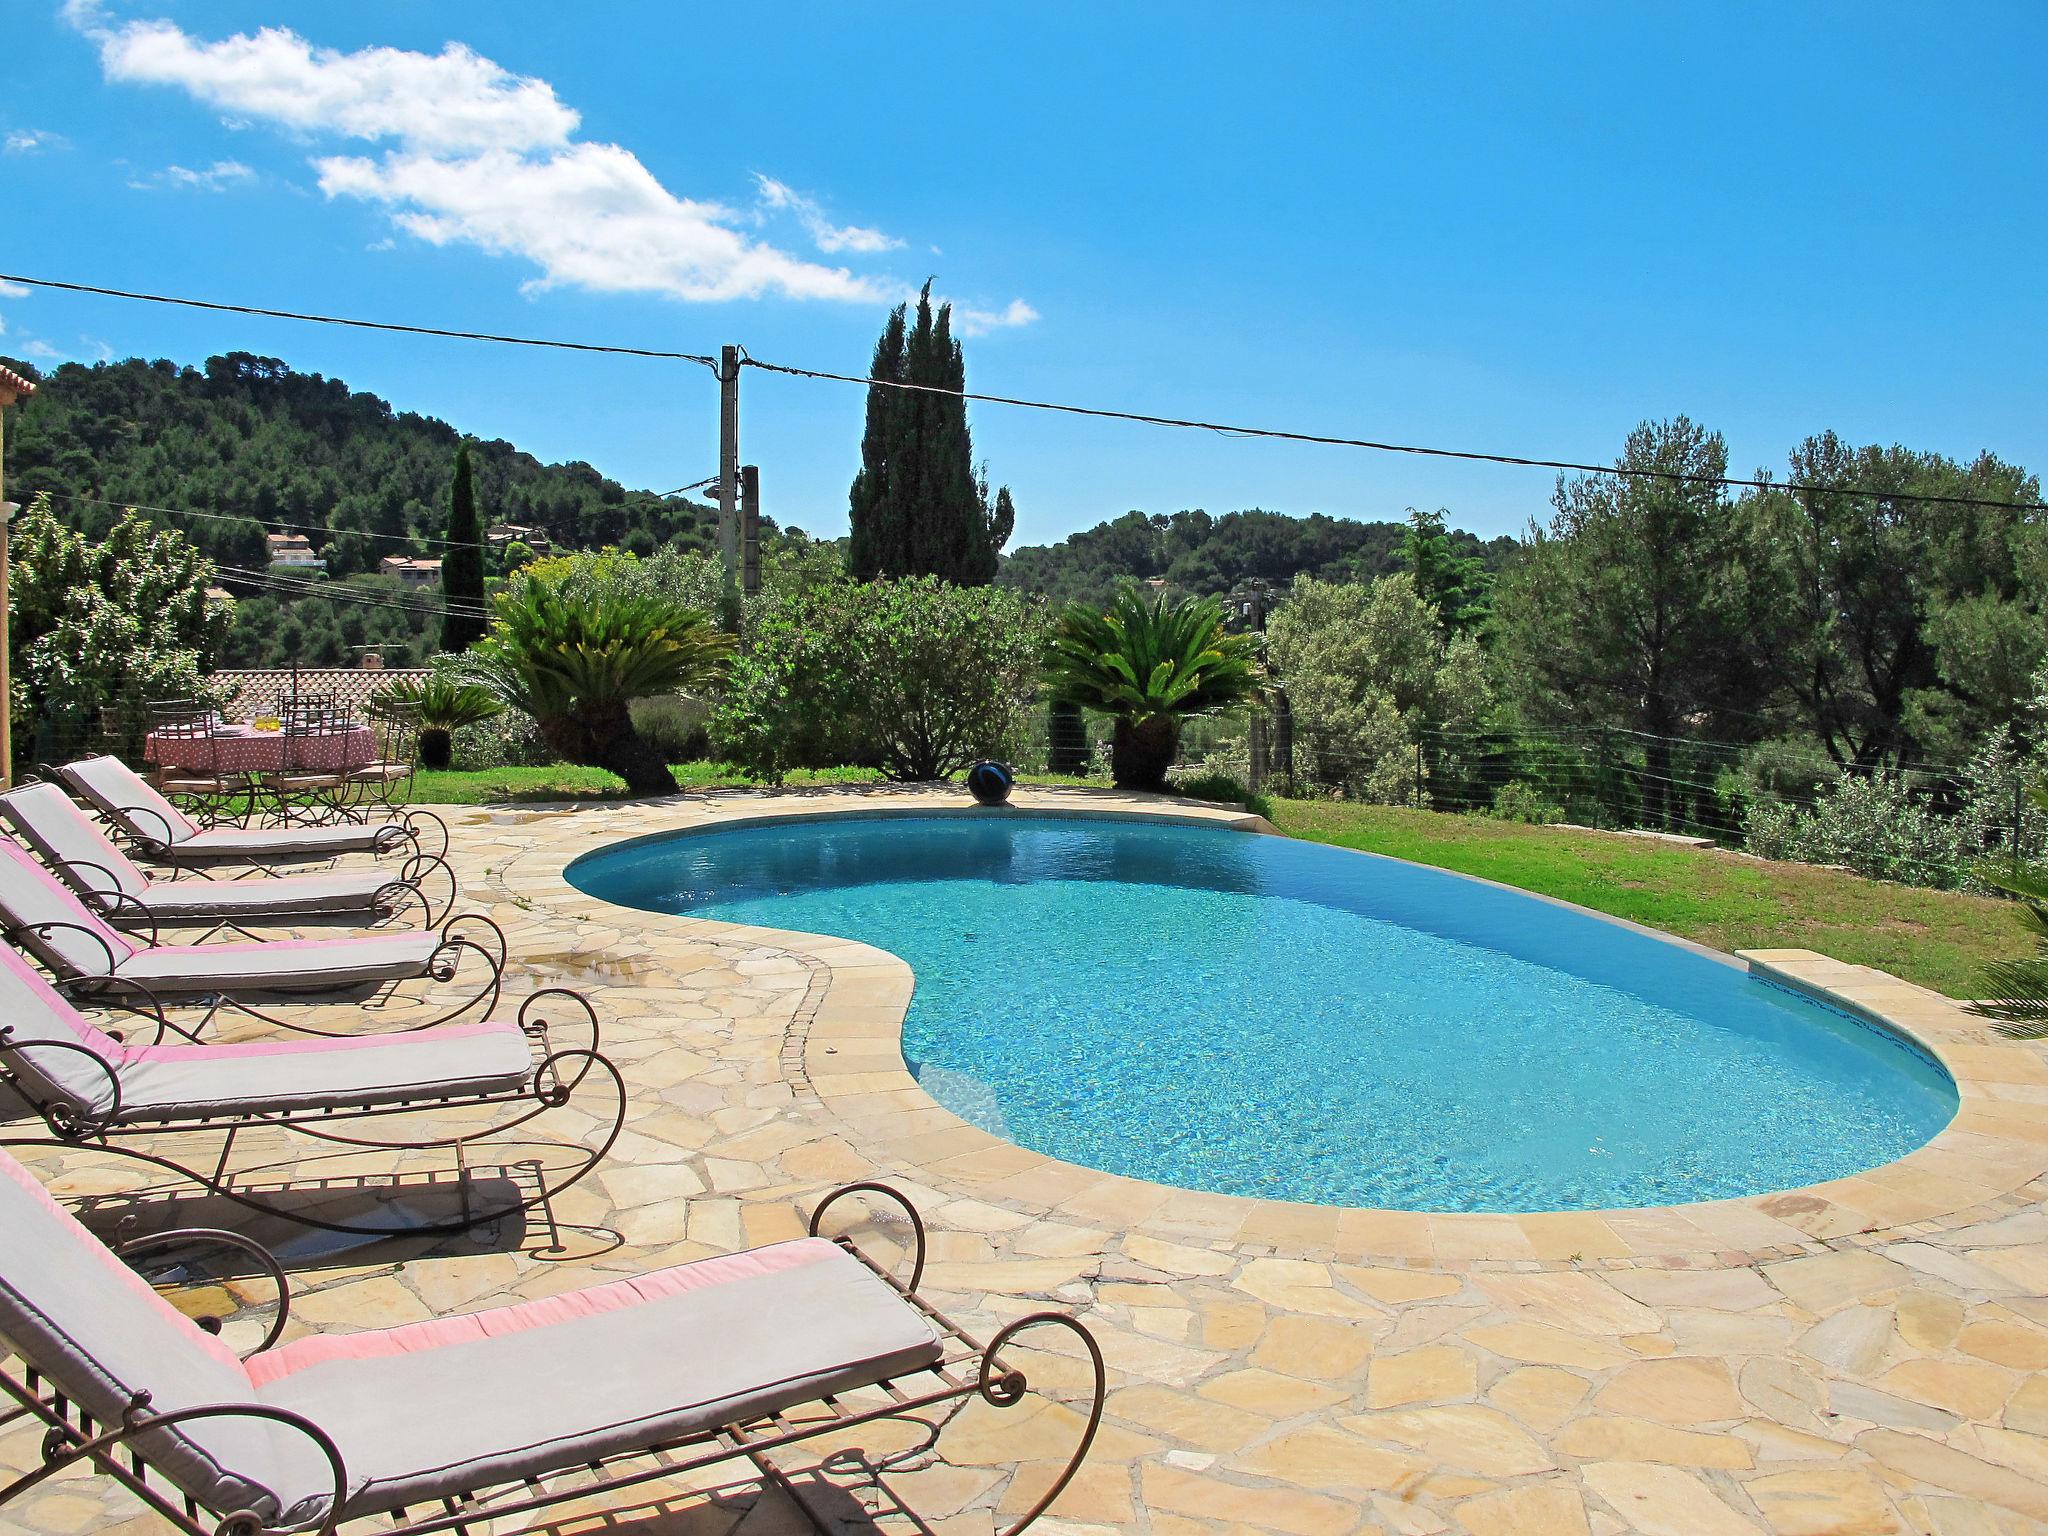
[3,2,2043,546]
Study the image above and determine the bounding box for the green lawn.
[1268,800,2023,998]
[400,764,2022,997]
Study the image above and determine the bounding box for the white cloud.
[317,146,891,304]
[753,174,904,255]
[0,281,29,300]
[71,12,939,311]
[4,128,67,154]
[954,299,1040,336]
[130,158,256,192]
[90,20,577,154]
[20,340,62,361]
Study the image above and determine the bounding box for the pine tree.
[439,442,487,652]
[847,281,1014,584]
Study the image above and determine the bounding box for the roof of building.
[0,364,36,403]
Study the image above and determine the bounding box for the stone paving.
[6,785,2048,1535]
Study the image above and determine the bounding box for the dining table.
[141,721,379,776]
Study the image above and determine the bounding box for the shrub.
[10,495,229,761]
[717,577,1043,781]
[1491,779,1565,825]
[1742,773,1979,888]
[449,706,549,771]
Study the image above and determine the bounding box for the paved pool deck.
[7,784,2048,1536]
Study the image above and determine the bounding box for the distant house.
[266,532,325,571]
[486,522,553,555]
[379,555,442,586]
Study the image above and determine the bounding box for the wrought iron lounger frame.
[4,776,461,926]
[39,850,456,939]
[0,986,626,1240]
[96,796,452,873]
[0,1182,1105,1536]
[0,909,508,1038]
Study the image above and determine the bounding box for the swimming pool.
[568,813,1959,1213]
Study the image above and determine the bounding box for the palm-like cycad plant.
[1972,785,2048,1039]
[464,585,733,794]
[1042,585,1261,790]
[379,674,504,769]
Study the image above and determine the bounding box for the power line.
[737,354,2048,515]
[11,268,2041,514]
[216,565,494,621]
[0,274,720,368]
[38,488,508,553]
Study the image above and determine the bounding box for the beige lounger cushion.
[114,930,444,994]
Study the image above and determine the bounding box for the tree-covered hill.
[0,351,727,576]
[998,507,1517,607]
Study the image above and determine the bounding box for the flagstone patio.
[6,785,2048,1535]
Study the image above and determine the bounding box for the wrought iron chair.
[260,713,373,827]
[348,698,420,815]
[145,706,244,829]
[0,1160,1102,1535]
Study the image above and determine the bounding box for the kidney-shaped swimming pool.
[568,813,1958,1213]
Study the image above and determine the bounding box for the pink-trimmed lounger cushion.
[251,1235,944,1516]
[114,929,447,995]
[60,756,404,860]
[0,1146,945,1527]
[0,784,399,920]
[0,945,530,1122]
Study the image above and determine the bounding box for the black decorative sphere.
[966,760,1015,806]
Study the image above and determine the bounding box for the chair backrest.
[58,757,200,848]
[0,942,127,1119]
[0,835,140,978]
[149,714,227,778]
[0,1149,337,1526]
[0,783,149,901]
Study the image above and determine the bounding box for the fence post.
[1414,738,1424,809]
[1248,710,1268,792]
[1598,726,1613,828]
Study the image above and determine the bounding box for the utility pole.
[0,365,35,790]
[740,464,761,598]
[716,345,740,584]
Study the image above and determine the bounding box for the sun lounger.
[0,782,456,931]
[0,945,620,1237]
[58,755,449,870]
[0,1157,1102,1535]
[0,835,502,1035]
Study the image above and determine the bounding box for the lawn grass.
[1268,799,2024,998]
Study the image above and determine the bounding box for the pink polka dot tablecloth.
[143,723,377,775]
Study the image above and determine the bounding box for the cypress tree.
[847,280,1014,584]
[439,442,487,652]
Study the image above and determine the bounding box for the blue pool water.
[568,813,1958,1212]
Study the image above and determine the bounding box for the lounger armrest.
[3,918,129,975]
[809,1181,929,1293]
[0,1027,122,1132]
[439,912,508,972]
[107,801,184,859]
[49,860,161,947]
[16,1400,348,1536]
[115,1228,294,1356]
[48,972,191,1045]
[518,987,601,1057]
